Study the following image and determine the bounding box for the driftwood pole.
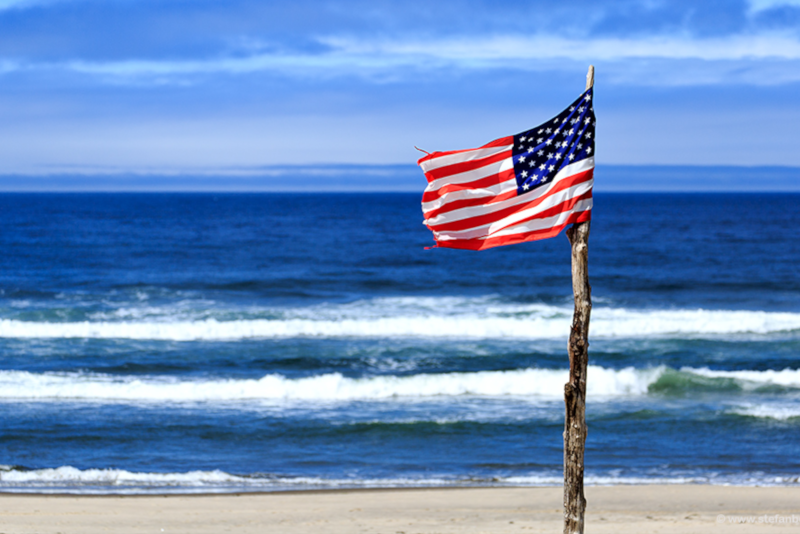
[563,65,594,534]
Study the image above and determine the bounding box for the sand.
[0,485,798,533]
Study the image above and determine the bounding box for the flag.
[418,88,595,250]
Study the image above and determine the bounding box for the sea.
[0,192,798,494]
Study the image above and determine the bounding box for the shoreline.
[1,485,798,533]
[1,480,800,497]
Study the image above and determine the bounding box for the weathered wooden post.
[562,65,594,534]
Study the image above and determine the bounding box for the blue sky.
[1,0,800,189]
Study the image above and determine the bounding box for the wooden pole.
[563,65,594,534]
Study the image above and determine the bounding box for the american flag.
[418,88,595,250]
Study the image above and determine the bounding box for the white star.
[545,139,552,146]
[569,153,575,161]
[529,160,536,167]
[520,136,527,142]
[548,165,555,172]
[586,147,592,154]
[578,106,585,112]
[539,163,546,170]
[518,156,526,163]
[545,128,552,134]
[538,129,544,134]
[570,118,578,125]
[555,153,562,160]
[527,146,534,153]
[521,170,528,178]
[584,117,591,124]
[536,138,543,144]
[523,183,530,190]
[569,128,575,135]
[570,106,575,111]
[547,152,554,158]
[586,132,592,138]
[585,94,592,102]
[578,143,583,149]
[537,150,544,156]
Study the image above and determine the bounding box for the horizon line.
[2,162,800,177]
[1,163,797,192]
[2,190,800,194]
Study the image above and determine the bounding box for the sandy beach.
[0,485,798,533]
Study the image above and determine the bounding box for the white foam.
[1,306,799,341]
[683,367,800,388]
[595,308,800,337]
[0,316,559,340]
[729,403,800,420]
[0,365,663,402]
[2,295,800,341]
[1,466,796,494]
[1,365,796,403]
[0,466,242,487]
[0,466,455,491]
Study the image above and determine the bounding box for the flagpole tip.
[586,66,595,91]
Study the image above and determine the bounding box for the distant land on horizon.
[1,164,799,192]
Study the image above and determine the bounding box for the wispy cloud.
[4,33,800,86]
[3,1,800,87]
[0,0,64,10]
[748,0,800,11]
[0,0,33,9]
[332,34,800,62]
[0,59,19,74]
[2,0,800,174]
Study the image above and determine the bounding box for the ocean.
[0,192,798,493]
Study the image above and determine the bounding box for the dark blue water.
[0,192,798,493]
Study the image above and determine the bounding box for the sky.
[1,0,800,189]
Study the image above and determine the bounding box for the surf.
[1,301,799,340]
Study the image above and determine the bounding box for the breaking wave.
[1,298,799,341]
[0,366,659,401]
[729,404,800,420]
[682,367,800,388]
[1,465,796,494]
[0,366,797,403]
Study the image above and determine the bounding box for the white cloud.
[65,34,800,75]
[325,34,800,62]
[0,60,19,74]
[0,0,30,7]
[3,33,800,86]
[0,0,138,9]
[748,0,800,12]
[0,0,64,10]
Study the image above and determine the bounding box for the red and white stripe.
[418,137,593,250]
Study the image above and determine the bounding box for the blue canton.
[513,88,595,195]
